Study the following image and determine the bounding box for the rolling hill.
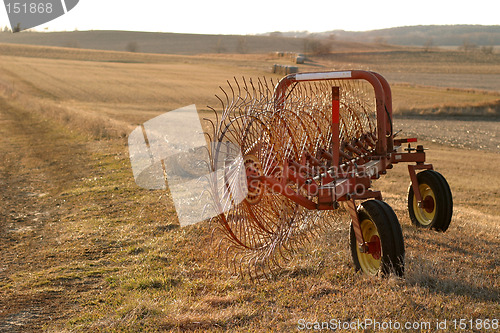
[0,30,396,55]
[267,25,500,47]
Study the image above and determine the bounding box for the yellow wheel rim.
[412,184,436,226]
[356,218,382,276]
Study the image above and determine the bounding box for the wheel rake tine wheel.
[207,75,378,280]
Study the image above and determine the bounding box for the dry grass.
[320,49,500,75]
[0,43,498,332]
[391,85,500,115]
[0,50,281,129]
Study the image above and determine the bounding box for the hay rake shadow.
[205,70,452,280]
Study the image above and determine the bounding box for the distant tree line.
[2,24,22,32]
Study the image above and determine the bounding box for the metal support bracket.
[408,163,433,205]
[346,198,366,250]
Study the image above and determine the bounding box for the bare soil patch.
[394,115,500,152]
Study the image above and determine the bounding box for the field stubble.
[0,45,498,331]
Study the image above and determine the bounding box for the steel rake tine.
[206,71,382,280]
[215,90,226,119]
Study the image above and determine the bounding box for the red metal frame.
[274,70,390,156]
[331,86,340,175]
[248,70,432,249]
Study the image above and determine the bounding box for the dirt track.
[0,97,92,331]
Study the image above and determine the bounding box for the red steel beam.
[274,70,389,158]
[331,86,340,175]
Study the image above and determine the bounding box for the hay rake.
[205,70,452,279]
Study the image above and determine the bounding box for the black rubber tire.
[349,200,405,277]
[408,170,453,232]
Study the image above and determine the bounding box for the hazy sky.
[1,0,499,34]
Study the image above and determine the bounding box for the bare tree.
[214,38,226,53]
[236,36,248,54]
[480,45,494,55]
[460,38,477,53]
[423,38,434,52]
[304,38,332,55]
[126,41,139,53]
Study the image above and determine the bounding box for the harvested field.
[0,42,498,332]
[386,72,500,91]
